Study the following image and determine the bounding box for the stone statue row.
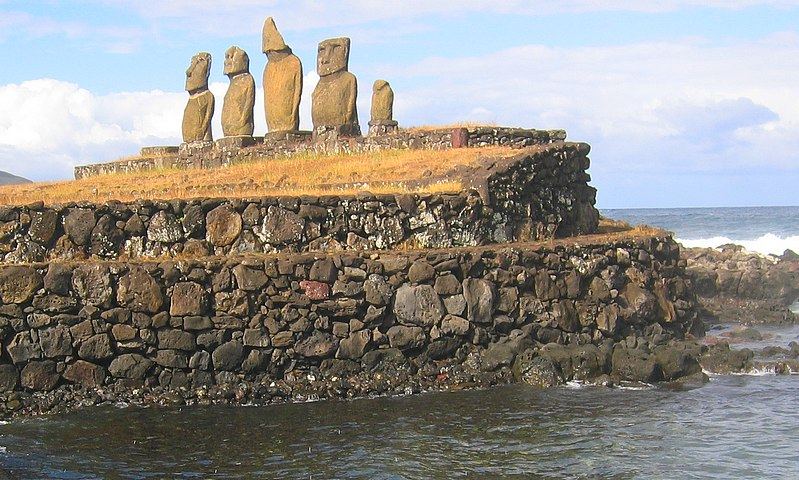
[182,17,396,143]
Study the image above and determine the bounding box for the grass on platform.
[0,147,513,206]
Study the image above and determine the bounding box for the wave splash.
[677,233,799,257]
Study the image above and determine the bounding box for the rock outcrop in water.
[682,245,798,324]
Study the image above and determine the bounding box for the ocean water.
[0,206,797,478]
[602,206,799,256]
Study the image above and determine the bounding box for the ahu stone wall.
[1,143,598,264]
[74,127,567,179]
[0,234,700,400]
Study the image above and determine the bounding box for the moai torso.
[312,71,358,128]
[262,17,303,133]
[222,46,255,137]
[370,80,395,125]
[264,53,302,132]
[222,73,255,136]
[182,52,214,143]
[311,37,359,134]
[182,90,215,142]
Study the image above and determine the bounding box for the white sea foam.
[677,233,799,257]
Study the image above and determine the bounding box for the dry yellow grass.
[0,147,514,206]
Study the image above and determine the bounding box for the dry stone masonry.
[12,144,597,264]
[0,234,703,413]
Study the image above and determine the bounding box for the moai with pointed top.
[221,46,255,137]
[262,17,303,134]
[182,52,215,143]
[368,79,398,136]
[311,37,360,137]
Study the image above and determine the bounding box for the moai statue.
[368,79,398,135]
[221,46,255,137]
[182,52,215,143]
[311,37,360,136]
[262,17,303,133]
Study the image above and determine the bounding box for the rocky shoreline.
[683,244,798,325]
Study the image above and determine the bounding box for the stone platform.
[74,126,567,179]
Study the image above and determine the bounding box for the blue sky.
[0,0,798,208]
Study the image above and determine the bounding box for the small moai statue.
[262,17,303,133]
[311,37,360,137]
[221,46,255,137]
[182,52,215,143]
[368,79,398,136]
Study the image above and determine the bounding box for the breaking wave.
[677,233,799,257]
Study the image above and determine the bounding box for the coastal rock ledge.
[0,233,706,418]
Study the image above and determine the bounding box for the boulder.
[434,274,461,295]
[337,330,371,359]
[117,266,164,313]
[170,282,208,316]
[28,210,58,245]
[109,353,153,379]
[0,266,43,304]
[232,264,268,291]
[38,326,73,357]
[243,328,271,347]
[212,341,245,370]
[295,332,339,358]
[299,280,330,300]
[0,364,19,392]
[258,206,304,245]
[78,334,114,361]
[463,278,495,324]
[611,346,661,382]
[440,314,470,336]
[393,284,444,326]
[157,329,196,351]
[43,263,72,295]
[147,211,184,243]
[512,349,563,387]
[72,264,113,307]
[153,349,188,368]
[6,331,41,363]
[427,337,461,360]
[90,214,124,257]
[63,360,106,387]
[63,208,96,246]
[20,360,59,391]
[699,343,754,374]
[364,274,392,306]
[408,261,435,283]
[387,325,425,350]
[206,204,243,247]
[309,259,338,283]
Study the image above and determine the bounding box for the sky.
[0,1,798,208]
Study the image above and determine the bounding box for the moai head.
[185,52,211,93]
[262,17,289,56]
[317,37,350,77]
[223,46,249,77]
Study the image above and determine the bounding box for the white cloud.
[0,79,183,180]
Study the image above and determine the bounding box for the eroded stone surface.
[262,17,302,133]
[222,46,255,137]
[183,52,215,142]
[311,37,359,135]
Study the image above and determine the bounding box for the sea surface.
[1,207,797,479]
[603,206,799,256]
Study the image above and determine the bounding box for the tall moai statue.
[221,46,255,137]
[368,79,398,135]
[182,52,215,143]
[262,17,303,133]
[311,37,360,136]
